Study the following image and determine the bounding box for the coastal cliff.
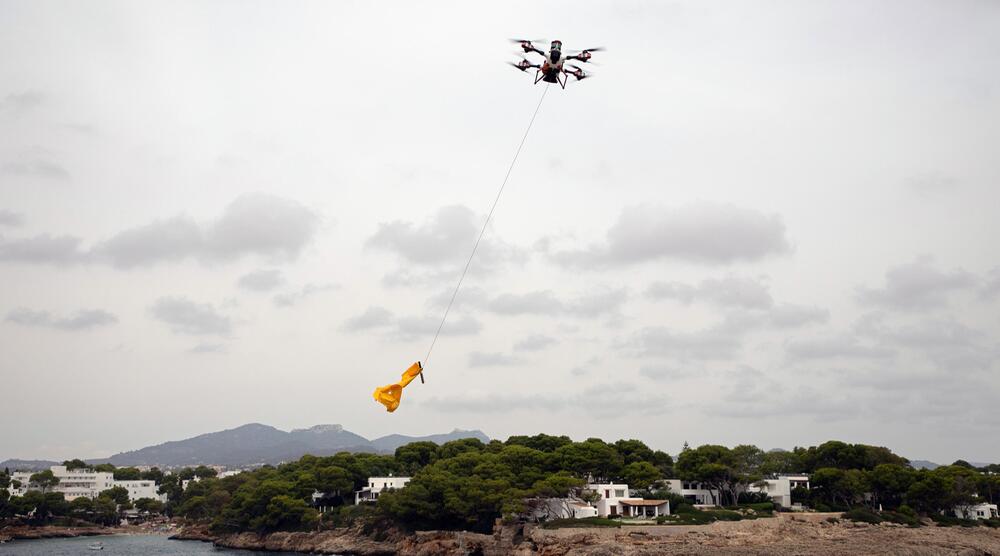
[171,515,1000,556]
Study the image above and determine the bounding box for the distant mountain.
[372,429,491,452]
[910,460,940,470]
[1,459,60,472]
[0,424,489,470]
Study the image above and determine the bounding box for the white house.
[664,480,720,506]
[527,498,599,520]
[585,483,670,518]
[619,499,670,518]
[354,476,411,504]
[8,466,165,502]
[586,483,630,517]
[746,474,810,508]
[955,503,999,520]
[115,480,162,502]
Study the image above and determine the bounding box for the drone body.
[510,39,603,89]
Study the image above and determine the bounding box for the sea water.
[0,535,305,555]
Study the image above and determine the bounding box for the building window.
[615,489,625,497]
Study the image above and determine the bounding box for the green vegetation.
[540,516,622,529]
[2,438,998,534]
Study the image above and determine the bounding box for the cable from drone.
[422,84,551,370]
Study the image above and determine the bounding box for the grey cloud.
[983,268,1000,299]
[204,194,319,262]
[1,160,70,180]
[513,334,557,352]
[5,308,118,331]
[860,317,998,372]
[639,364,694,381]
[647,275,773,309]
[785,336,896,360]
[272,283,336,307]
[468,351,522,367]
[92,217,202,268]
[768,304,830,327]
[366,205,522,269]
[857,258,977,311]
[1,91,44,112]
[149,297,232,336]
[552,203,791,267]
[0,210,24,227]
[394,314,481,341]
[489,290,562,315]
[341,305,482,340]
[189,343,226,354]
[94,194,318,268]
[420,382,669,416]
[237,269,284,292]
[341,306,394,331]
[0,234,83,265]
[487,287,627,318]
[625,321,745,361]
[905,172,961,194]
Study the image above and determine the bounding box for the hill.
[1,424,489,469]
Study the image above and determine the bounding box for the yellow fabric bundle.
[373,362,423,413]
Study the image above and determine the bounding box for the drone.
[509,39,603,89]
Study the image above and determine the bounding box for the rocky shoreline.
[0,525,115,542]
[169,514,1000,556]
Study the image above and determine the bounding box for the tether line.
[421,84,550,374]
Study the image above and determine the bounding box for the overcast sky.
[1,0,998,465]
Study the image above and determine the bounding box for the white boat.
[87,541,104,550]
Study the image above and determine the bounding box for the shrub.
[842,507,882,524]
[930,514,979,528]
[896,504,916,518]
[703,510,743,521]
[982,519,1000,529]
[541,517,621,529]
[880,511,921,528]
[825,517,840,524]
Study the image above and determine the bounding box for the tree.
[554,439,623,482]
[505,434,573,453]
[675,445,744,506]
[193,465,218,479]
[114,467,142,480]
[100,486,131,506]
[63,459,89,471]
[622,461,661,490]
[140,467,165,482]
[29,470,60,493]
[259,495,319,531]
[69,496,94,518]
[760,450,804,475]
[134,497,165,514]
[395,441,439,474]
[869,464,916,510]
[93,464,116,473]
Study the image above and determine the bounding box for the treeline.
[3,439,998,533]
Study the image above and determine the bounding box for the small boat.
[87,541,104,550]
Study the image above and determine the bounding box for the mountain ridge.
[1,424,489,470]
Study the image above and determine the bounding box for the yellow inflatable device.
[373,362,423,413]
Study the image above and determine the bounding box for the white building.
[8,466,164,502]
[664,480,720,506]
[585,483,670,518]
[746,474,811,508]
[527,498,599,520]
[115,480,161,502]
[354,476,411,504]
[587,483,630,517]
[955,503,999,520]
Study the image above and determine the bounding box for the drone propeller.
[508,58,535,72]
[509,38,547,45]
[566,64,590,80]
